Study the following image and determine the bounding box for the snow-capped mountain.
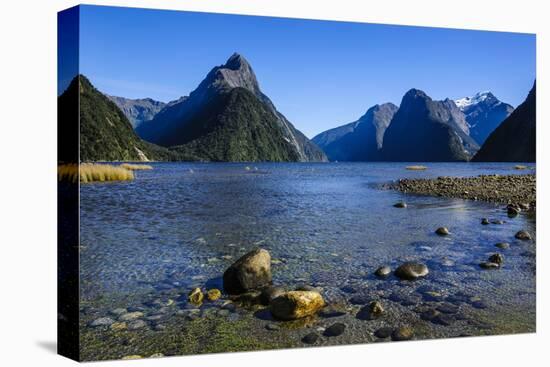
[454,91,514,145]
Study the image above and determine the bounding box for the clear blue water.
[79,162,536,345]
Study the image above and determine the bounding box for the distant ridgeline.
[313,85,533,162]
[63,53,328,163]
[62,53,535,163]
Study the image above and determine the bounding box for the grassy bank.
[58,164,134,183]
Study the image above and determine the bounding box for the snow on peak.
[454,91,494,110]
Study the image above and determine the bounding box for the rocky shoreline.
[385,174,535,209]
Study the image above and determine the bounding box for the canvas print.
[57,4,536,362]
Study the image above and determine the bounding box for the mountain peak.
[224,52,250,70]
[455,91,498,110]
[403,88,430,100]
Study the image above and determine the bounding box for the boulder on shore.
[223,248,272,294]
[270,291,325,320]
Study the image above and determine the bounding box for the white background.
[0,0,548,365]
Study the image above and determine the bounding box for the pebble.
[110,308,127,316]
[374,327,393,339]
[127,320,147,330]
[206,289,222,301]
[488,253,504,265]
[479,262,500,270]
[324,323,346,337]
[302,332,319,344]
[495,242,510,249]
[119,312,144,322]
[394,262,429,280]
[391,327,414,341]
[481,218,490,225]
[89,317,115,327]
[265,323,280,331]
[110,321,127,331]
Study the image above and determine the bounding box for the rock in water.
[495,242,510,249]
[375,266,392,278]
[369,301,385,316]
[206,289,221,301]
[394,202,407,208]
[394,262,429,280]
[479,262,500,270]
[488,253,504,265]
[270,291,325,320]
[188,288,204,304]
[435,227,450,236]
[481,218,490,225]
[391,327,414,341]
[515,230,532,240]
[223,248,272,294]
[324,323,346,337]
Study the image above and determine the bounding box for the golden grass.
[120,163,153,171]
[406,165,428,170]
[58,164,134,183]
[514,165,528,170]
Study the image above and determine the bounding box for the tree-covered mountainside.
[59,75,180,162]
[473,83,536,162]
[137,53,327,162]
[381,89,479,162]
[170,87,303,162]
[313,103,398,161]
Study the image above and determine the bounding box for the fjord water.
[79,162,535,356]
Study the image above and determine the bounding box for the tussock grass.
[406,165,428,170]
[58,164,134,183]
[514,165,528,170]
[120,163,153,171]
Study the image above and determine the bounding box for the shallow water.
[79,162,536,359]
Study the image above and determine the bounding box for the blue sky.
[70,5,535,138]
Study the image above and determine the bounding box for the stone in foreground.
[223,248,272,294]
[324,323,346,337]
[394,262,429,280]
[270,290,325,320]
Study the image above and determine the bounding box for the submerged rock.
[481,218,490,225]
[223,248,272,294]
[270,291,325,320]
[393,202,407,208]
[302,332,319,344]
[435,227,450,236]
[374,327,393,338]
[89,317,115,327]
[515,230,532,240]
[495,242,510,249]
[394,262,429,280]
[488,253,504,265]
[118,311,144,322]
[324,323,346,337]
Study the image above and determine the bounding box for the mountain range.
[136,53,327,162]
[60,52,534,163]
[107,95,167,128]
[312,103,398,161]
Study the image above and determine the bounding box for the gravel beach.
[386,174,535,208]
